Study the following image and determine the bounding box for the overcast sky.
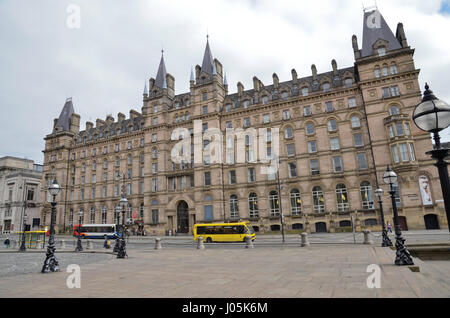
[1,0,449,165]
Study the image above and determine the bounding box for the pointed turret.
[155,50,167,89]
[361,9,402,58]
[201,35,215,75]
[143,82,148,96]
[56,98,75,132]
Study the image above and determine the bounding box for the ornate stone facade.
[40,9,448,235]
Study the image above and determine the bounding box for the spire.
[190,66,195,82]
[155,50,167,89]
[143,81,148,95]
[201,35,215,75]
[57,98,75,132]
[361,9,402,58]
[223,71,228,86]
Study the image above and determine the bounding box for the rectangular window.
[152,163,158,174]
[92,174,96,183]
[389,125,395,138]
[103,186,107,198]
[204,172,211,186]
[399,143,409,162]
[392,145,400,163]
[308,141,317,153]
[202,92,207,101]
[391,85,400,96]
[330,137,340,151]
[304,106,311,117]
[286,144,295,157]
[354,134,364,147]
[396,123,404,136]
[152,210,159,225]
[248,168,255,183]
[204,205,213,221]
[202,105,208,114]
[263,114,270,124]
[289,163,297,178]
[325,102,334,112]
[152,133,157,142]
[348,98,357,108]
[382,87,391,98]
[152,178,158,192]
[357,153,368,170]
[408,143,416,161]
[229,170,236,184]
[310,159,319,176]
[283,110,291,120]
[244,117,251,127]
[333,156,343,173]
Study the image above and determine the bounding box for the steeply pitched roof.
[201,37,215,75]
[361,9,402,58]
[155,52,167,89]
[57,98,74,131]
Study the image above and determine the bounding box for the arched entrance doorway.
[315,222,327,233]
[424,214,440,230]
[177,201,189,234]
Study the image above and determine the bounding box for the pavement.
[0,243,449,298]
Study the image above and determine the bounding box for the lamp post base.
[41,247,60,273]
[394,236,414,266]
[381,229,393,247]
[117,239,127,259]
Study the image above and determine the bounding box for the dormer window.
[262,96,269,105]
[301,87,309,97]
[344,78,353,88]
[378,47,386,56]
[322,83,331,93]
[281,91,289,100]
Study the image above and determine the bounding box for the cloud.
[0,0,449,164]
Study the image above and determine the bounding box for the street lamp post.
[75,210,83,252]
[42,179,62,273]
[413,83,450,232]
[383,166,414,266]
[117,196,128,259]
[275,156,285,243]
[375,188,393,247]
[113,205,121,253]
[19,211,28,252]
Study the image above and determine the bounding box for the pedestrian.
[387,223,392,233]
[4,236,10,249]
[103,235,111,249]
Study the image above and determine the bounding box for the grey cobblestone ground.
[0,252,115,278]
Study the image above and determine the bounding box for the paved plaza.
[0,238,449,298]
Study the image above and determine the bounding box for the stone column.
[363,230,373,245]
[301,232,310,247]
[197,236,205,250]
[155,238,162,250]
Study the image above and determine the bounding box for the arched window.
[351,116,361,128]
[336,184,349,212]
[101,206,107,224]
[285,126,294,139]
[290,189,302,215]
[374,66,381,78]
[390,63,398,75]
[327,119,337,132]
[269,191,280,217]
[248,193,259,218]
[312,186,325,213]
[301,87,309,97]
[360,182,375,210]
[90,207,95,224]
[230,195,239,220]
[262,96,269,105]
[389,105,401,116]
[382,64,389,76]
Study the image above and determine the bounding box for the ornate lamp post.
[42,179,62,273]
[113,205,121,253]
[375,188,393,247]
[75,209,83,252]
[383,166,414,266]
[413,83,450,232]
[117,196,128,259]
[19,211,28,252]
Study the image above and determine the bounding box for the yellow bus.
[193,222,256,243]
[14,231,46,248]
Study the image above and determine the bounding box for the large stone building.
[40,9,448,235]
[1,156,43,234]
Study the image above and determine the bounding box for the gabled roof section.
[201,37,215,75]
[155,51,167,89]
[361,9,402,58]
[57,98,74,132]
